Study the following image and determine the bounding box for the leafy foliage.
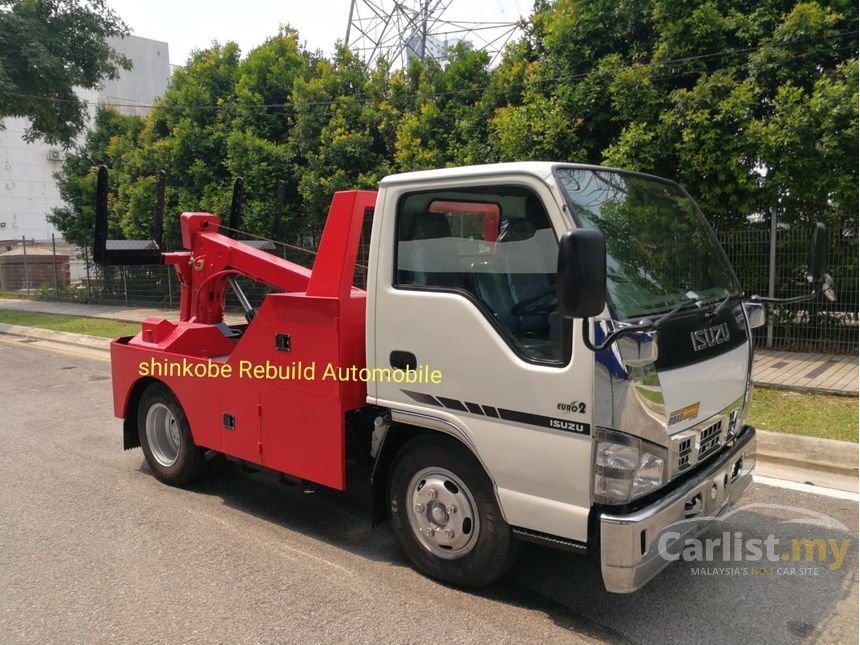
[513,0,858,228]
[50,0,857,248]
[0,0,130,145]
[48,106,143,244]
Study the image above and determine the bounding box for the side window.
[352,207,375,289]
[428,200,500,247]
[396,187,564,363]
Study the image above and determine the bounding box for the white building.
[0,35,171,242]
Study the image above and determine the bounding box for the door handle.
[390,350,417,370]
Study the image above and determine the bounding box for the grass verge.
[0,310,139,339]
[749,387,858,442]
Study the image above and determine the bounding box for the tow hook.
[731,457,744,481]
[684,493,703,518]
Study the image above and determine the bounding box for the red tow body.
[110,190,377,490]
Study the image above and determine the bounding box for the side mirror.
[809,222,828,283]
[743,301,766,329]
[748,221,836,307]
[557,228,607,318]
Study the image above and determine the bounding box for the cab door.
[370,175,595,542]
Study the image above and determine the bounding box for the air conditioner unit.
[47,149,64,162]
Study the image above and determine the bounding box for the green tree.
[493,0,858,228]
[289,47,398,229]
[48,105,143,244]
[394,43,497,169]
[228,31,313,237]
[117,42,242,245]
[0,0,130,145]
[51,3,858,252]
[233,28,308,142]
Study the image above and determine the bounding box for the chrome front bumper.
[599,425,756,593]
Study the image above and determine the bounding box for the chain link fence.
[2,226,857,353]
[0,233,325,312]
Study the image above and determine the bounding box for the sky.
[105,0,528,66]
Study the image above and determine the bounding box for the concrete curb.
[753,380,858,398]
[756,429,858,477]
[0,322,111,352]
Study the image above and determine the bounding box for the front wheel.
[137,382,208,486]
[388,435,518,587]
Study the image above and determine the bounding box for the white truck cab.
[366,162,762,592]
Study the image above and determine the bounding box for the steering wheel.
[511,286,557,316]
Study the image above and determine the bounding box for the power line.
[2,32,855,113]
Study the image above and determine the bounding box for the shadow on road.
[140,459,858,645]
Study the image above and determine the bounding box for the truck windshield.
[556,167,739,319]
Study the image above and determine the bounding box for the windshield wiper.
[707,290,744,319]
[651,297,700,329]
[581,296,698,352]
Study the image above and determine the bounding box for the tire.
[137,382,208,486]
[388,435,518,587]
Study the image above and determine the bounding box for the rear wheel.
[137,382,208,486]
[388,435,518,587]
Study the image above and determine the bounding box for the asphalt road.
[1,338,857,644]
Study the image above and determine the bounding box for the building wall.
[0,35,171,241]
[0,116,65,241]
[0,254,71,291]
[99,35,172,118]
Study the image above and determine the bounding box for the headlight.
[593,428,668,505]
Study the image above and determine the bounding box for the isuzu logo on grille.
[690,322,730,351]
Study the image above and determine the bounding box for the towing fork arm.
[93,164,377,325]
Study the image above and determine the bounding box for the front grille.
[678,437,692,471]
[698,420,723,459]
[670,400,741,478]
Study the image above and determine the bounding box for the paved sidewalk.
[753,349,857,396]
[0,298,244,325]
[2,298,857,395]
[0,298,173,322]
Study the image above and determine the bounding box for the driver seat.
[469,258,519,334]
[497,218,551,334]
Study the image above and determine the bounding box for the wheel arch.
[370,410,504,527]
[122,376,164,450]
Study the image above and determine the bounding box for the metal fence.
[0,236,89,300]
[2,227,857,353]
[716,229,858,353]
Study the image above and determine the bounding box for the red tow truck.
[96,162,834,591]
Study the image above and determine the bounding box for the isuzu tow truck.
[95,162,835,592]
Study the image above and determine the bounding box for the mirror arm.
[580,318,654,352]
[750,286,819,305]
